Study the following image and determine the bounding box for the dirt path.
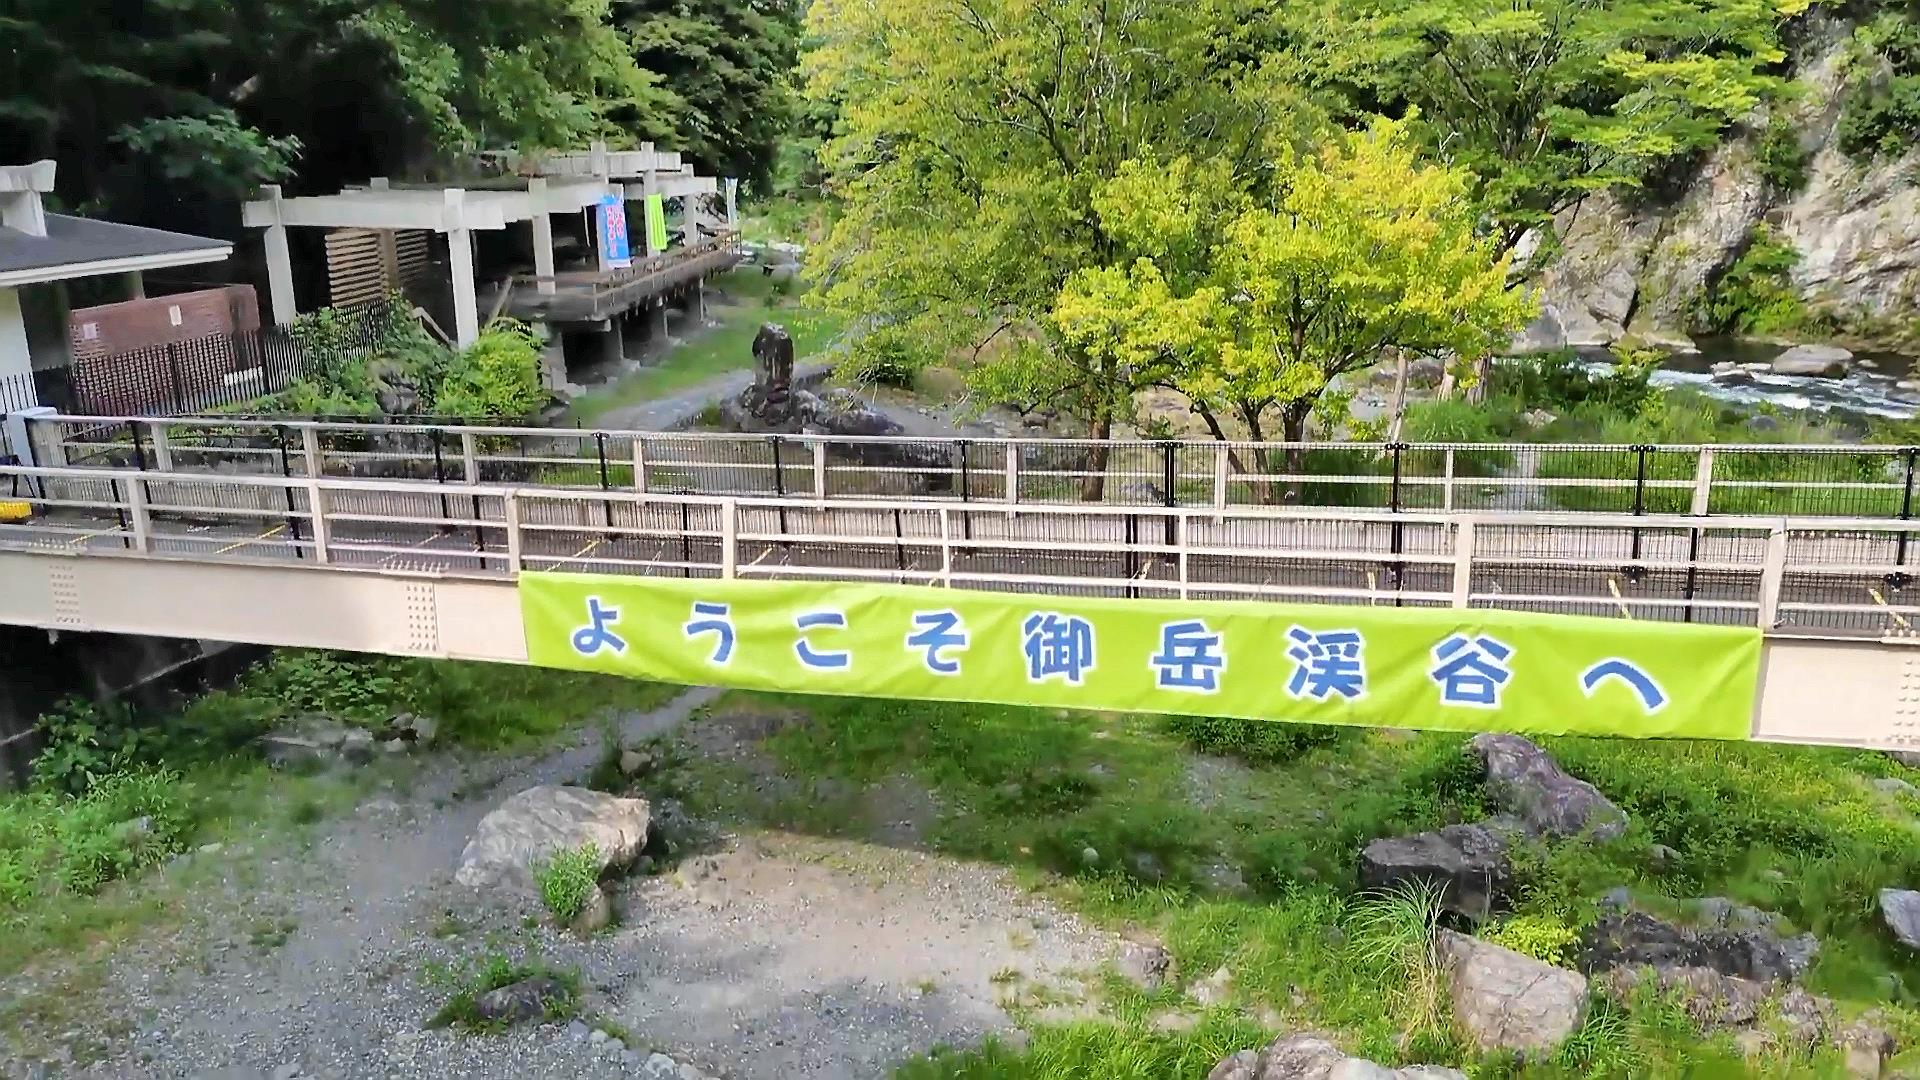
[4,688,1116,1080]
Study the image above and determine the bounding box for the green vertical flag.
[645,194,669,252]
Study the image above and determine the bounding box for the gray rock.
[605,1037,626,1053]
[1771,344,1853,378]
[272,1065,302,1080]
[455,785,651,889]
[566,1020,590,1041]
[1469,734,1627,841]
[391,712,438,746]
[568,884,613,934]
[589,1028,609,1044]
[1596,965,1767,1029]
[1582,910,1818,983]
[470,975,567,1025]
[1649,844,1682,869]
[1358,824,1509,921]
[1837,1019,1896,1078]
[259,717,377,770]
[1510,303,1567,355]
[619,748,653,777]
[1889,751,1920,768]
[1187,966,1234,1007]
[1438,930,1588,1054]
[1877,889,1920,950]
[1872,777,1917,798]
[1117,939,1174,993]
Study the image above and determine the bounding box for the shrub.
[1705,226,1810,337]
[533,843,602,924]
[241,651,417,723]
[0,768,191,908]
[32,697,147,795]
[1839,14,1920,161]
[1481,912,1582,966]
[1754,112,1810,192]
[835,322,930,389]
[432,320,548,420]
[1163,715,1346,766]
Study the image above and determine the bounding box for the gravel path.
[3,687,1117,1080]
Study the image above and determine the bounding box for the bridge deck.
[501,239,741,325]
[6,463,1919,640]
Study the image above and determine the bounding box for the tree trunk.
[1281,400,1313,505]
[1465,355,1491,404]
[1080,412,1110,502]
[1387,349,1410,444]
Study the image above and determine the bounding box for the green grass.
[567,270,851,427]
[534,843,603,924]
[424,949,580,1031]
[0,651,675,993]
[651,690,1920,1078]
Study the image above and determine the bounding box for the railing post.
[1388,442,1406,603]
[721,499,738,579]
[1451,518,1476,609]
[430,429,453,530]
[1005,444,1020,511]
[1443,448,1456,512]
[125,477,151,553]
[1690,447,1716,517]
[594,432,613,533]
[1177,514,1191,600]
[503,491,524,574]
[938,505,954,587]
[1896,447,1917,580]
[1162,441,1178,548]
[308,483,332,565]
[1212,442,1229,523]
[460,431,479,484]
[633,437,649,500]
[275,424,304,557]
[148,421,173,472]
[812,439,827,500]
[299,425,323,478]
[1628,443,1650,578]
[1758,523,1789,629]
[769,435,790,543]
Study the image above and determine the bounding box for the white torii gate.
[241,143,735,349]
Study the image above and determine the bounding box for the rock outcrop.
[455,785,651,889]
[1531,23,1920,351]
[1358,823,1510,921]
[1469,734,1628,841]
[1878,888,1920,950]
[1581,909,1819,984]
[1437,931,1588,1055]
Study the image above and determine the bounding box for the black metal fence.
[3,304,401,420]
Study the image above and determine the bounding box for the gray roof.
[0,214,230,279]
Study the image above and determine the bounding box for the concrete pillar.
[529,178,556,295]
[603,317,626,366]
[261,184,297,327]
[122,271,145,300]
[444,190,479,348]
[695,277,706,325]
[654,299,668,341]
[0,288,33,388]
[725,179,739,232]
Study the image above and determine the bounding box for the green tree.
[617,0,803,193]
[803,0,1304,496]
[1321,0,1800,270]
[1054,118,1530,498]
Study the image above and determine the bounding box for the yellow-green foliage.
[1482,913,1581,967]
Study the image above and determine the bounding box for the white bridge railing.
[5,460,1920,640]
[16,413,1920,522]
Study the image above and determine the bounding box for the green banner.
[520,574,1762,740]
[644,194,669,253]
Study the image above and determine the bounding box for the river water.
[1583,336,1920,422]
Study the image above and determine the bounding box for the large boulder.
[1204,1033,1467,1080]
[1469,734,1627,841]
[455,785,651,889]
[1877,889,1920,951]
[1358,824,1509,921]
[1438,931,1588,1056]
[1582,910,1818,984]
[1771,344,1853,378]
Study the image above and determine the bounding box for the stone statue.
[742,323,796,423]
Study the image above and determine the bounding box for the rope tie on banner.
[1607,577,1634,620]
[1869,586,1912,631]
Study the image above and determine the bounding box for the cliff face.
[1532,22,1920,352]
